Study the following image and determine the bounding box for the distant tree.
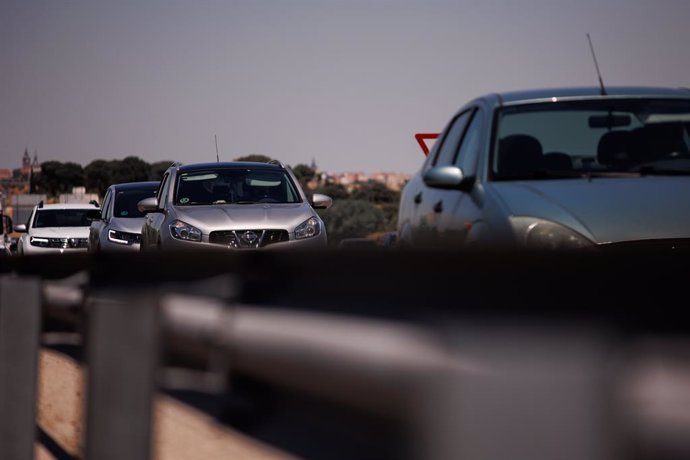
[34,161,84,197]
[291,163,315,188]
[379,203,400,231]
[84,160,112,197]
[351,180,398,204]
[314,183,350,200]
[149,161,175,181]
[110,156,152,184]
[318,199,385,245]
[234,154,273,163]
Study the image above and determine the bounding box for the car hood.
[173,203,317,232]
[491,177,690,243]
[30,227,91,238]
[109,217,146,234]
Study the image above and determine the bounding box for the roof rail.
[267,159,285,168]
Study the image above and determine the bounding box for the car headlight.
[169,220,202,242]
[509,217,594,250]
[295,216,321,240]
[108,229,141,245]
[29,236,51,248]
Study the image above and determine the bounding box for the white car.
[15,201,99,255]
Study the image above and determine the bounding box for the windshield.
[174,168,302,205]
[492,98,690,180]
[33,209,92,228]
[114,189,157,218]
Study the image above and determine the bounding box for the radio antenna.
[587,33,607,96]
[215,134,220,162]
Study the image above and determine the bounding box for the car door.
[409,109,474,247]
[142,171,172,249]
[435,107,486,245]
[90,189,111,251]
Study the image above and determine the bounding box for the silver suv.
[138,161,332,250]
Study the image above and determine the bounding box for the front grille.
[209,229,290,248]
[31,237,89,249]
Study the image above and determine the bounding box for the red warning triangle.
[414,133,439,156]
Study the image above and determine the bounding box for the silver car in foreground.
[15,202,98,255]
[88,181,159,252]
[398,86,690,250]
[139,160,332,250]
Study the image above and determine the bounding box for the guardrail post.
[0,275,42,460]
[84,290,160,460]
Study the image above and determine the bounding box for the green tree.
[34,161,84,197]
[110,156,152,184]
[234,154,273,163]
[84,160,112,197]
[351,180,399,204]
[149,161,174,181]
[319,199,385,245]
[291,163,315,189]
[314,183,350,200]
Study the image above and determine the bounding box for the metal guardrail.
[2,249,690,459]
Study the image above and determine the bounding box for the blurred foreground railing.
[2,249,690,460]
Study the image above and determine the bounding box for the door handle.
[434,200,443,213]
[414,192,423,204]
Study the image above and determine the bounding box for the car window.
[33,209,93,228]
[157,173,171,205]
[432,110,472,167]
[175,168,301,205]
[492,98,690,180]
[455,109,482,174]
[114,189,157,218]
[101,190,112,220]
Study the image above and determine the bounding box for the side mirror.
[311,193,333,210]
[423,166,475,193]
[137,197,161,213]
[86,209,102,221]
[14,224,27,233]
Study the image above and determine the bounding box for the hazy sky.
[2,0,689,175]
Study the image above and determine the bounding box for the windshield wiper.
[232,200,258,204]
[631,158,690,176]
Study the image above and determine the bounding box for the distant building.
[59,186,99,204]
[19,148,41,176]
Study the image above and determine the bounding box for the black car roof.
[111,181,160,191]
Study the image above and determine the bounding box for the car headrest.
[597,131,632,167]
[497,134,543,176]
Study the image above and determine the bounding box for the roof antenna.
[587,33,607,96]
[215,134,220,162]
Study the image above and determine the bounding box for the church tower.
[31,150,41,174]
[21,148,31,175]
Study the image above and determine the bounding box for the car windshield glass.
[114,189,157,217]
[174,168,302,205]
[492,98,690,180]
[33,209,92,228]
